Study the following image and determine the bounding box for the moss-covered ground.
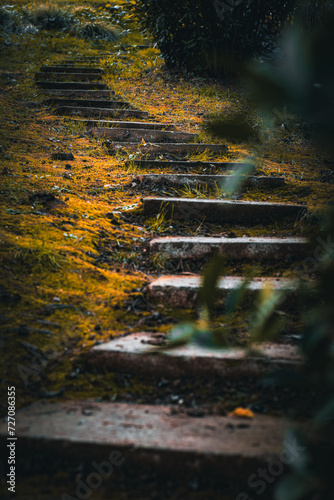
[0,0,333,416]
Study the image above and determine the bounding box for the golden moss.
[0,0,333,414]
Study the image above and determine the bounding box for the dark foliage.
[127,0,295,75]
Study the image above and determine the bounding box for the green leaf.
[220,162,255,197]
[198,256,226,319]
[248,286,286,345]
[224,276,251,314]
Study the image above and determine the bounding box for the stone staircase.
[0,53,310,499]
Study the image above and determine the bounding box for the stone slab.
[112,142,228,156]
[41,89,114,98]
[40,66,102,73]
[76,118,175,130]
[0,399,291,480]
[55,106,149,119]
[36,81,108,90]
[125,159,247,169]
[60,58,106,64]
[148,275,296,307]
[35,72,102,81]
[143,197,307,224]
[89,332,300,378]
[149,236,308,260]
[91,127,197,143]
[135,173,286,189]
[44,98,128,108]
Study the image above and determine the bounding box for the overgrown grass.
[75,20,120,41]
[26,2,76,30]
[0,0,334,419]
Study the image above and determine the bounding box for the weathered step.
[56,106,149,119]
[89,332,300,378]
[149,236,308,260]
[148,275,296,308]
[91,127,197,143]
[64,52,112,62]
[35,81,108,90]
[126,159,247,170]
[113,142,228,156]
[35,72,102,81]
[60,58,105,64]
[135,173,286,189]
[40,66,102,74]
[41,89,114,98]
[143,197,306,224]
[76,118,175,130]
[44,98,127,108]
[0,399,293,484]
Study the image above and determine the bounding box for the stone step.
[35,72,103,81]
[55,106,150,119]
[89,332,300,378]
[0,399,293,487]
[40,66,102,73]
[112,142,228,156]
[91,127,197,143]
[148,275,296,308]
[43,97,124,108]
[60,58,106,63]
[149,236,308,260]
[43,98,126,108]
[143,197,306,224]
[35,81,108,90]
[125,159,248,170]
[76,118,175,130]
[41,89,114,98]
[135,173,286,189]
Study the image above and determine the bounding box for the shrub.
[127,0,296,75]
[75,21,121,41]
[26,3,76,31]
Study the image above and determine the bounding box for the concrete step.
[148,275,296,308]
[76,118,175,130]
[135,173,286,189]
[40,89,114,98]
[40,66,102,73]
[35,72,102,81]
[112,142,228,156]
[125,159,248,170]
[89,332,300,378]
[60,58,105,64]
[44,98,128,108]
[55,106,149,119]
[91,127,197,143]
[149,236,308,260]
[63,51,112,63]
[0,399,293,487]
[143,197,306,224]
[35,81,108,90]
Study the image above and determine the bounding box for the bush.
[27,3,76,31]
[296,0,334,28]
[75,21,121,41]
[127,0,295,75]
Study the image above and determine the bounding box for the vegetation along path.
[0,2,333,499]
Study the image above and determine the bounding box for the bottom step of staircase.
[0,400,294,496]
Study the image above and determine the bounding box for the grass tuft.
[75,20,121,41]
[27,2,76,31]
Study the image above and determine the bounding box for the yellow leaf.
[229,407,254,419]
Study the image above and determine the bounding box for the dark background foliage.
[127,0,296,75]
